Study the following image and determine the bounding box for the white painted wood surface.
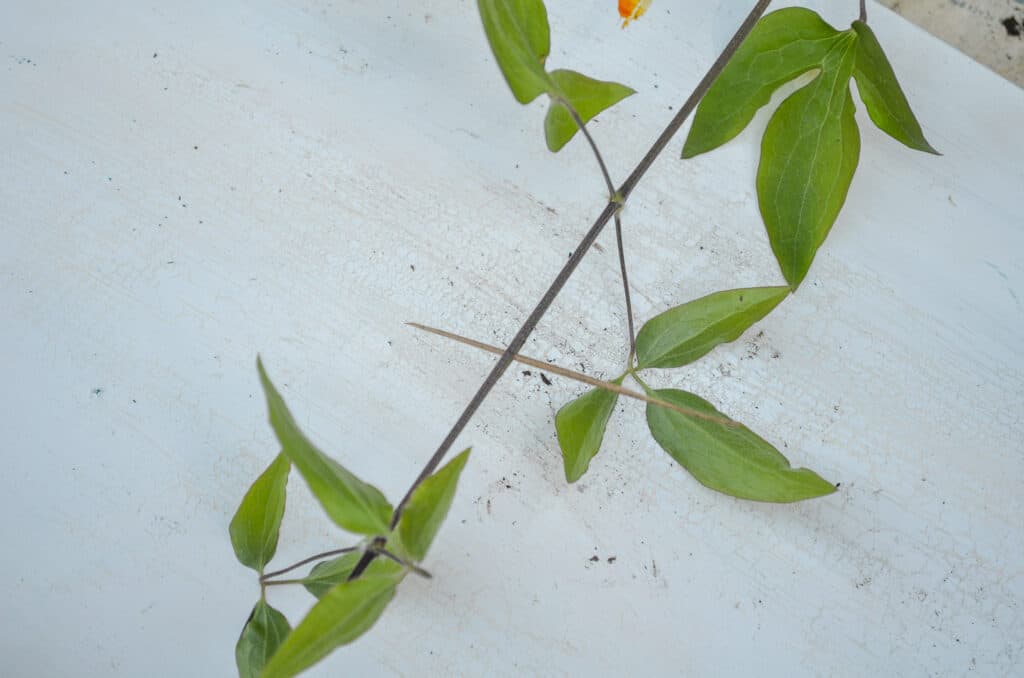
[2,1,1022,676]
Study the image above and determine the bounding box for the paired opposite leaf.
[683,8,936,289]
[230,452,291,572]
[259,577,398,678]
[257,359,392,536]
[555,380,621,483]
[302,553,403,600]
[851,21,938,154]
[478,0,634,152]
[646,389,835,502]
[545,70,635,152]
[477,0,553,104]
[757,35,860,288]
[397,448,472,562]
[635,287,789,370]
[682,8,843,159]
[236,600,291,678]
[301,552,361,599]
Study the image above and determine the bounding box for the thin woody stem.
[561,101,637,358]
[859,0,867,23]
[388,0,774,532]
[561,99,617,198]
[260,546,357,582]
[614,212,637,361]
[407,322,736,426]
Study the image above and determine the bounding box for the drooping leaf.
[478,0,554,104]
[259,577,398,678]
[635,287,789,370]
[757,34,860,289]
[645,389,836,502]
[397,448,472,562]
[301,553,361,599]
[851,20,938,155]
[682,8,843,158]
[555,382,621,482]
[230,453,291,573]
[302,552,403,600]
[544,70,635,152]
[236,600,291,678]
[257,358,392,536]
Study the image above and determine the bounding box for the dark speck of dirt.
[607,556,617,564]
[521,370,532,376]
[835,482,841,489]
[92,388,103,396]
[589,555,600,562]
[540,373,552,386]
[1002,16,1021,37]
[153,52,158,58]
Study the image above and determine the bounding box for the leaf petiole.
[408,321,734,426]
[260,546,359,583]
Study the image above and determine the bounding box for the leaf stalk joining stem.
[388,0,774,533]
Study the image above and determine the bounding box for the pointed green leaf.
[646,389,836,502]
[682,8,843,158]
[257,359,392,536]
[635,287,790,370]
[478,0,554,104]
[259,577,398,678]
[397,448,471,562]
[301,552,361,599]
[851,21,938,155]
[757,34,860,289]
[544,70,634,152]
[555,382,621,483]
[236,600,291,678]
[230,453,291,573]
[302,553,403,599]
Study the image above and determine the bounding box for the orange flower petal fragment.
[618,0,651,28]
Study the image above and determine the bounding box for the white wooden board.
[2,1,1022,676]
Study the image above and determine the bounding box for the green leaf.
[555,382,621,483]
[259,577,398,678]
[635,287,790,370]
[230,453,291,573]
[646,389,836,502]
[257,358,392,536]
[544,70,634,152]
[301,552,361,599]
[682,8,843,158]
[757,34,860,289]
[478,0,554,104]
[851,21,938,155]
[302,552,403,599]
[397,448,471,562]
[236,600,291,678]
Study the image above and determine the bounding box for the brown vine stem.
[260,546,357,583]
[407,322,736,426]
[560,100,637,363]
[859,0,867,23]
[384,0,773,537]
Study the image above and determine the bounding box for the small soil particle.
[1002,16,1021,37]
